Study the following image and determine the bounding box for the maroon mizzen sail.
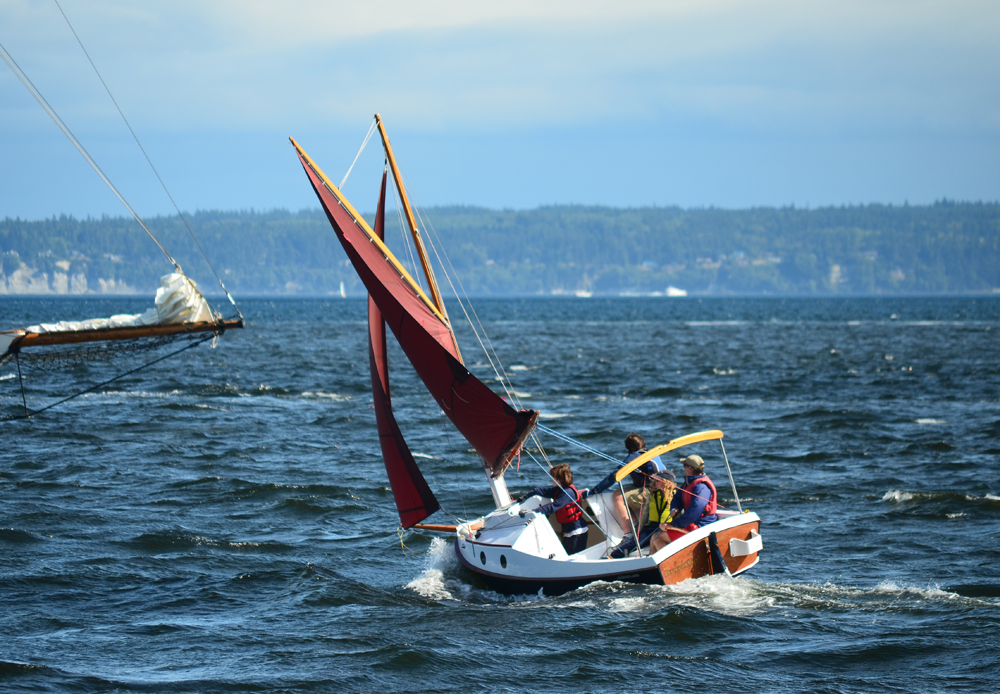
[292,140,537,477]
[369,170,439,527]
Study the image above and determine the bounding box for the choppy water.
[1,296,999,692]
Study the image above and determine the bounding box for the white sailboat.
[291,117,762,595]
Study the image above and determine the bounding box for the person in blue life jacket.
[579,432,665,554]
[608,470,677,558]
[652,453,719,548]
[516,463,589,554]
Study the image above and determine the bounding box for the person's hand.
[579,488,590,500]
[515,493,530,503]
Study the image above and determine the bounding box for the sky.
[1,0,998,219]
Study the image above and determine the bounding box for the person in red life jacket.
[661,454,718,543]
[517,463,589,554]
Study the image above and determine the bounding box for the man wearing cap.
[663,454,718,542]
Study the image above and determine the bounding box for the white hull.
[454,492,762,595]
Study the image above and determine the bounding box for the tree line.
[1,201,998,296]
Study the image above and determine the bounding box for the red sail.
[294,142,537,477]
[369,170,439,527]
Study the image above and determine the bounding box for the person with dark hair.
[581,432,665,555]
[517,463,589,554]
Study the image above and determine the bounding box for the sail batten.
[293,139,537,477]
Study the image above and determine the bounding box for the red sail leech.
[368,170,439,527]
[294,144,537,476]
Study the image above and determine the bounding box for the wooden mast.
[374,113,462,363]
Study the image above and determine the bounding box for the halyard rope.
[0,39,180,272]
[340,118,378,190]
[53,0,241,319]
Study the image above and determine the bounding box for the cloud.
[3,0,997,136]
[1,0,998,216]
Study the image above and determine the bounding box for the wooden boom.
[4,318,243,351]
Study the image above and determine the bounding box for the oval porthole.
[480,551,487,565]
[500,554,507,569]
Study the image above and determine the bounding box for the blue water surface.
[1,296,999,692]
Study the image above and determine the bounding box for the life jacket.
[647,488,674,525]
[680,474,717,517]
[555,485,584,524]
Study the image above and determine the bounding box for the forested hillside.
[2,202,998,296]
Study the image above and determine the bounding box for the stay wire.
[535,423,619,463]
[340,118,377,190]
[1,333,216,421]
[521,448,609,543]
[404,182,518,408]
[406,183,554,467]
[52,0,240,319]
[386,169,424,294]
[0,39,180,273]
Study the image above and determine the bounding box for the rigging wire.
[1,333,216,421]
[405,181,554,467]
[535,423,619,463]
[521,447,610,546]
[0,39,181,273]
[340,118,378,190]
[52,0,241,319]
[386,169,425,294]
[405,188,515,401]
[395,162,559,470]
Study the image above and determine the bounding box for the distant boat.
[339,281,347,298]
[290,116,762,595]
[574,290,593,298]
[667,286,688,297]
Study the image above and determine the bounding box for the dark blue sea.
[2,296,999,693]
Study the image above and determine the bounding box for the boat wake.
[409,542,999,617]
[405,538,545,604]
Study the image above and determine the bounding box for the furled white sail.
[26,273,215,334]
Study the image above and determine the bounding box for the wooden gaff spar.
[291,118,762,595]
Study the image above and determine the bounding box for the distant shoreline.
[4,202,999,296]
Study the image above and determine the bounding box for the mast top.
[373,113,462,363]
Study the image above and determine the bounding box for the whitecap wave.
[882,489,915,502]
[302,391,351,401]
[608,596,647,612]
[915,418,947,425]
[658,574,775,614]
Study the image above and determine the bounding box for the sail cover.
[293,140,537,477]
[369,170,440,527]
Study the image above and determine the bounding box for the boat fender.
[708,531,730,576]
